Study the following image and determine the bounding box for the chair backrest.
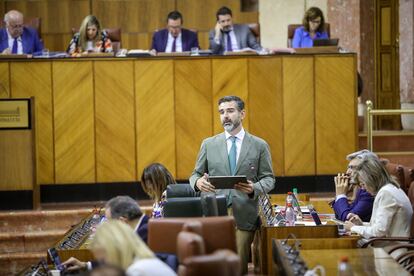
[166,184,200,198]
[248,23,260,43]
[148,216,237,254]
[384,161,405,189]
[71,27,121,52]
[177,222,206,263]
[163,197,203,218]
[179,249,241,276]
[287,23,331,47]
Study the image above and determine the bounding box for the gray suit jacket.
[189,131,275,231]
[209,24,262,55]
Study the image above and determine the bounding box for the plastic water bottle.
[285,192,293,210]
[285,203,296,226]
[292,188,302,220]
[338,256,353,276]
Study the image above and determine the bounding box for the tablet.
[209,175,247,189]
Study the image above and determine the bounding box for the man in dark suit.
[151,10,199,53]
[209,6,262,55]
[190,95,275,274]
[0,10,43,54]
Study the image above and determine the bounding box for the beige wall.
[259,0,327,48]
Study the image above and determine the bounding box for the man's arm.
[208,29,223,54]
[189,140,208,189]
[245,26,262,51]
[252,141,275,195]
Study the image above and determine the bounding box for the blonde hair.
[78,15,102,51]
[91,220,155,270]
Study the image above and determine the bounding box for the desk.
[301,248,410,275]
[0,54,357,189]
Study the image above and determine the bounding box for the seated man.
[331,150,375,222]
[62,196,150,271]
[152,10,199,53]
[209,6,262,54]
[0,10,43,54]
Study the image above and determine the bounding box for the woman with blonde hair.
[92,220,175,275]
[67,15,112,55]
[141,163,176,218]
[344,154,412,256]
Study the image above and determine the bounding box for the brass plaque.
[0,99,31,129]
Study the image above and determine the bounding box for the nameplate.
[0,99,31,129]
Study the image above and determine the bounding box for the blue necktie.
[228,136,237,175]
[172,37,176,52]
[11,38,18,54]
[226,33,233,52]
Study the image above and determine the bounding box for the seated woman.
[332,150,375,222]
[92,220,176,276]
[67,15,112,55]
[345,153,412,255]
[141,163,176,218]
[292,6,328,48]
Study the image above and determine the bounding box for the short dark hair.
[218,96,245,111]
[216,6,232,20]
[105,196,142,221]
[167,10,183,23]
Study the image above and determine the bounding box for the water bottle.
[292,188,302,220]
[338,256,353,276]
[285,192,293,210]
[285,203,296,226]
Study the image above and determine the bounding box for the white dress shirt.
[7,29,23,54]
[165,32,182,52]
[225,128,245,164]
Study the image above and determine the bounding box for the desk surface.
[301,248,410,275]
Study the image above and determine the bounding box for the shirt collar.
[168,32,182,40]
[225,127,245,141]
[6,29,22,41]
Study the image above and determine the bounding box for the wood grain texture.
[177,0,258,31]
[0,131,34,191]
[92,0,175,33]
[122,32,152,51]
[0,62,9,98]
[5,0,90,33]
[94,61,136,182]
[135,60,176,179]
[283,57,315,176]
[53,61,95,183]
[10,62,54,184]
[249,57,283,176]
[212,58,249,134]
[315,56,357,174]
[175,59,213,180]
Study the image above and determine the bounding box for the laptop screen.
[313,38,339,47]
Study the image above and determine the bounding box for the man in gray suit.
[209,6,262,55]
[189,95,275,273]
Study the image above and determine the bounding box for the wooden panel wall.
[175,59,213,179]
[53,61,95,183]
[315,56,357,174]
[135,60,176,179]
[10,62,54,184]
[94,61,136,182]
[0,62,9,98]
[1,0,257,51]
[1,55,357,189]
[283,57,315,176]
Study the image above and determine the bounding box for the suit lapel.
[233,25,242,49]
[235,132,252,174]
[181,30,187,51]
[218,133,231,175]
[161,29,168,51]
